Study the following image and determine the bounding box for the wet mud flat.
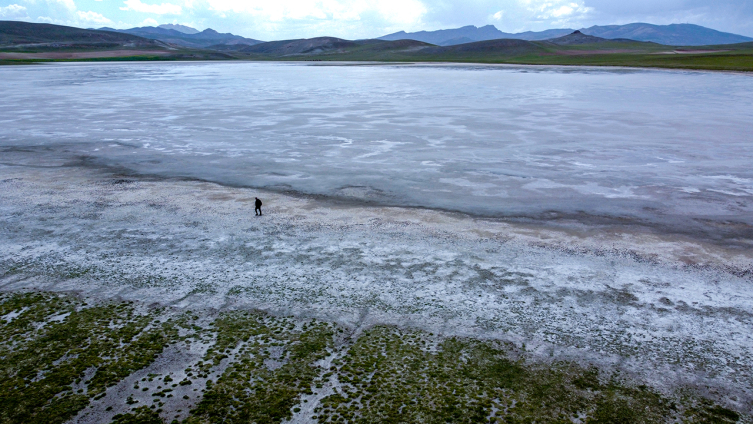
[1,164,752,422]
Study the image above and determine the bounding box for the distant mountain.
[239,37,431,56]
[238,37,431,57]
[380,23,753,46]
[580,23,753,46]
[513,29,579,41]
[380,25,509,45]
[379,25,573,45]
[237,34,657,61]
[100,26,263,49]
[437,37,475,46]
[420,38,547,56]
[231,33,753,72]
[547,30,639,46]
[241,37,358,55]
[158,24,199,34]
[0,20,163,48]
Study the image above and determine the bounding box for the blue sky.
[1,0,752,40]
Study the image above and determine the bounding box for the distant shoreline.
[3,55,752,73]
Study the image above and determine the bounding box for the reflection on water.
[1,62,752,240]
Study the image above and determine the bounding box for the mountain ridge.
[99,25,263,48]
[3,22,752,73]
[158,24,198,34]
[380,23,753,46]
[0,20,163,48]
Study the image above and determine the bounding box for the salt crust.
[1,165,752,411]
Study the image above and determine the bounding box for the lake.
[2,61,752,242]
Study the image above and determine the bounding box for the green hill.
[231,31,753,72]
[0,21,238,63]
[0,20,159,48]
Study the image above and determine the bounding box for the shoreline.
[1,57,751,74]
[6,144,753,262]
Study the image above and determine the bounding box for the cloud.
[492,10,504,20]
[0,4,29,18]
[204,0,426,25]
[76,10,112,23]
[120,0,182,15]
[140,17,159,25]
[519,0,593,21]
[49,0,76,11]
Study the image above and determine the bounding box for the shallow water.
[2,62,753,241]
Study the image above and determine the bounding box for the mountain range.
[98,25,263,49]
[236,31,661,59]
[226,30,753,72]
[157,24,199,34]
[95,22,753,50]
[380,23,753,46]
[3,21,752,72]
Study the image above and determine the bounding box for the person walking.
[255,197,263,216]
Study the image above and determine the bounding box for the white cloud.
[0,4,28,18]
[76,10,112,23]
[375,0,426,24]
[49,0,76,11]
[205,0,426,25]
[492,10,504,20]
[140,17,159,25]
[120,0,182,15]
[518,0,592,22]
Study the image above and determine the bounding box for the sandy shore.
[1,163,752,410]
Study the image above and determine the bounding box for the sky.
[1,0,752,41]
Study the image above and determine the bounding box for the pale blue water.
[2,61,752,240]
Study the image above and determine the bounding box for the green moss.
[313,326,703,424]
[0,293,746,423]
[0,292,178,424]
[111,406,165,424]
[183,312,335,424]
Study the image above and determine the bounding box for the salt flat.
[2,62,752,421]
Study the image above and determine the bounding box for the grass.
[0,59,43,65]
[0,292,182,424]
[280,50,753,72]
[184,311,336,424]
[0,291,746,423]
[315,327,677,423]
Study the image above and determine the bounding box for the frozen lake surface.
[1,62,753,406]
[1,62,753,242]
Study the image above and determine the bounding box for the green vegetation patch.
[112,406,165,424]
[0,292,180,424]
[314,326,740,424]
[184,311,336,424]
[0,292,746,423]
